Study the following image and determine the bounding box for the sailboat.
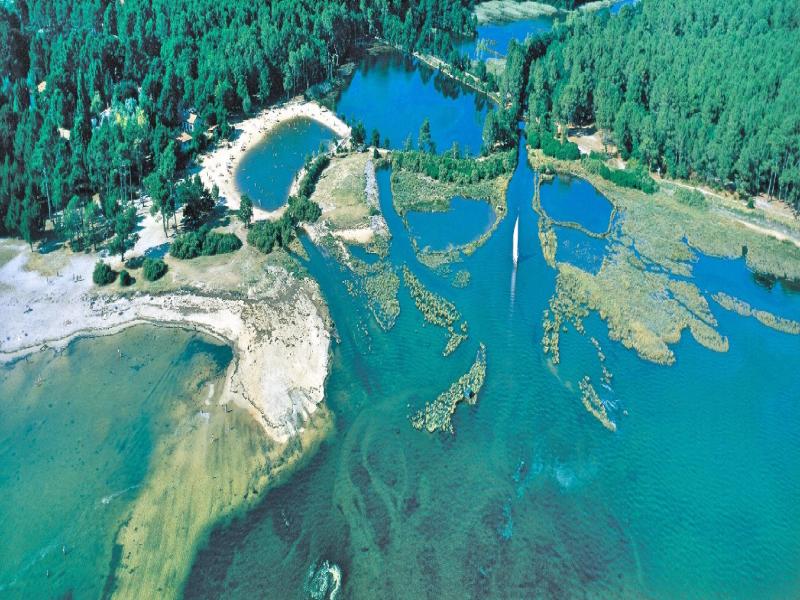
[512,215,519,267]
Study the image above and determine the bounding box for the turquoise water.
[185,137,800,598]
[7,24,800,598]
[406,197,495,251]
[693,254,800,321]
[335,52,490,155]
[236,117,337,210]
[0,326,232,599]
[540,174,614,234]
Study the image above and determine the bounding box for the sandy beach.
[0,239,331,443]
[197,98,350,221]
[0,100,355,442]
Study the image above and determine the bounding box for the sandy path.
[733,219,800,249]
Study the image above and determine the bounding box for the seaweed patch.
[411,343,487,433]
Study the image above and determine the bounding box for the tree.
[370,129,381,148]
[238,194,254,228]
[62,196,83,250]
[418,119,434,153]
[179,175,215,230]
[110,201,138,261]
[482,111,498,153]
[145,171,170,237]
[351,121,366,148]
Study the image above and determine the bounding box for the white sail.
[512,216,519,267]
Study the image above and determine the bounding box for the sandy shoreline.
[0,100,352,443]
[197,98,350,221]
[0,238,331,445]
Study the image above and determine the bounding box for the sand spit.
[0,240,330,444]
[197,98,350,221]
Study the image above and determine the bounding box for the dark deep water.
[335,52,490,156]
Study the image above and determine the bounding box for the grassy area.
[713,292,800,335]
[391,169,508,215]
[311,152,373,231]
[552,248,728,366]
[403,265,469,356]
[391,167,511,268]
[528,148,800,281]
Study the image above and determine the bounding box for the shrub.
[297,154,330,198]
[675,188,707,209]
[170,227,242,259]
[391,149,515,184]
[286,195,322,224]
[170,230,203,259]
[119,269,134,287]
[247,217,295,253]
[93,261,117,285]
[584,158,658,194]
[142,257,168,281]
[201,231,242,255]
[246,193,321,255]
[538,130,581,161]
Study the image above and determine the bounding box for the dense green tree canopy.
[525,0,800,205]
[0,0,477,240]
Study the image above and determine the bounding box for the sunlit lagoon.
[236,117,337,210]
[5,23,800,600]
[540,175,614,235]
[0,326,233,598]
[406,197,496,251]
[185,137,800,598]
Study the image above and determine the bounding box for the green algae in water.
[402,265,468,356]
[0,325,232,599]
[451,269,471,288]
[578,375,616,432]
[185,137,800,600]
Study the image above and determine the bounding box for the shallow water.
[8,27,800,599]
[540,174,614,234]
[0,325,232,598]
[553,224,608,274]
[187,135,800,598]
[406,197,495,251]
[236,117,337,210]
[335,52,490,155]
